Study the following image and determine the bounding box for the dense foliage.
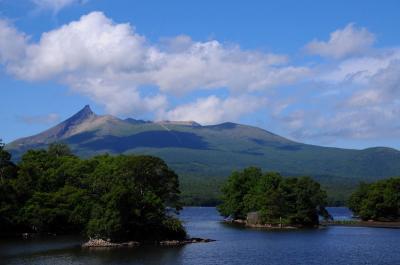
[348,178,400,221]
[0,142,186,241]
[218,167,331,226]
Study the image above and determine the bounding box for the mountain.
[6,105,400,204]
[8,105,400,178]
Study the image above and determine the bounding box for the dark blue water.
[1,207,399,265]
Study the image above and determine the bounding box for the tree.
[19,186,91,233]
[85,155,185,241]
[0,139,17,182]
[348,182,370,215]
[48,143,74,158]
[0,139,19,233]
[218,167,262,219]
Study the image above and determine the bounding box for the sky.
[1,0,400,149]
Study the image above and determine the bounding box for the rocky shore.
[225,219,299,229]
[82,239,140,248]
[82,237,215,248]
[159,237,215,246]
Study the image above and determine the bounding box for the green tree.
[218,167,262,219]
[0,139,17,182]
[0,140,19,233]
[48,143,74,158]
[85,155,185,241]
[348,182,370,215]
[19,186,91,233]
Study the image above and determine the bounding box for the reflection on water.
[1,207,400,265]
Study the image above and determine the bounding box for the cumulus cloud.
[161,95,267,124]
[0,11,308,118]
[150,39,309,94]
[68,76,168,115]
[0,19,27,64]
[32,0,83,14]
[9,12,147,80]
[305,23,375,59]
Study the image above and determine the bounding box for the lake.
[1,207,400,265]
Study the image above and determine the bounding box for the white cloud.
[305,23,375,59]
[319,49,400,84]
[150,39,309,94]
[0,12,308,117]
[9,12,147,80]
[160,95,266,124]
[347,60,400,107]
[68,76,168,115]
[277,60,400,142]
[32,0,83,14]
[0,19,27,64]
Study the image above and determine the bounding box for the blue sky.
[1,0,400,149]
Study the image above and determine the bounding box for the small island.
[218,167,332,228]
[0,142,212,246]
[325,177,400,228]
[348,177,400,221]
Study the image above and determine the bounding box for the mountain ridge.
[7,105,400,182]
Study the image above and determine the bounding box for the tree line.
[2,140,399,239]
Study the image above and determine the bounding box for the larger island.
[0,142,189,244]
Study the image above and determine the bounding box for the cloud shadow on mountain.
[72,130,209,152]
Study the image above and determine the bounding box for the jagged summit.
[73,105,95,119]
[10,105,101,146]
[62,105,96,129]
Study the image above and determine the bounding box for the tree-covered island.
[0,141,191,245]
[218,167,332,228]
[348,177,400,221]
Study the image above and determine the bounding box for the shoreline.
[322,220,400,229]
[225,219,400,230]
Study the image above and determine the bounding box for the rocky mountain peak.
[69,105,95,122]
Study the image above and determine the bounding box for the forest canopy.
[0,142,186,241]
[218,167,331,226]
[348,178,400,221]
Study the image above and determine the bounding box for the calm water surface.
[1,207,399,265]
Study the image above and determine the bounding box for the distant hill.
[7,105,400,204]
